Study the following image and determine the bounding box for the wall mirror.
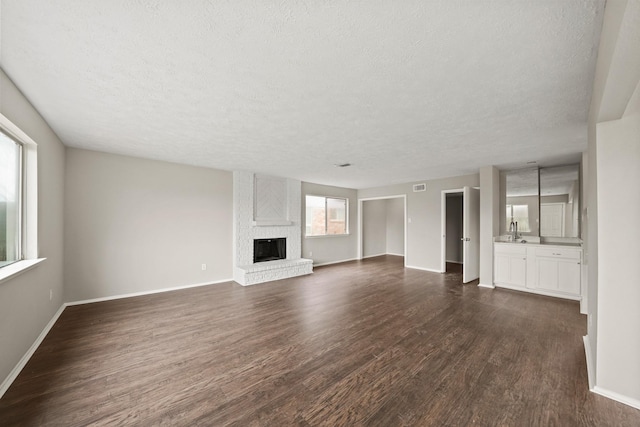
[500,167,539,237]
[539,164,580,238]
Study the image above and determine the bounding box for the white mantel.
[233,171,312,285]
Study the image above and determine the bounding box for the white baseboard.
[361,253,387,259]
[477,283,495,289]
[314,258,359,267]
[593,386,640,411]
[583,335,594,390]
[0,304,66,399]
[580,295,588,315]
[405,265,443,273]
[445,260,463,264]
[65,278,233,306]
[386,252,405,257]
[494,283,581,301]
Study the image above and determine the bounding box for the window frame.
[0,112,42,283]
[0,129,24,267]
[305,195,349,237]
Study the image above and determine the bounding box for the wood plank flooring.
[1,256,639,426]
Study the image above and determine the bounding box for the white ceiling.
[0,1,604,189]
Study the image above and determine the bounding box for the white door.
[463,186,480,283]
[540,203,565,237]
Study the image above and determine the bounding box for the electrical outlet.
[49,289,53,301]
[201,264,207,271]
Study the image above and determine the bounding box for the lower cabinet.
[494,246,527,288]
[494,243,582,300]
[534,247,582,296]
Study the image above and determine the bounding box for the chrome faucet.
[509,219,520,241]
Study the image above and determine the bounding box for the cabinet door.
[495,254,511,284]
[536,258,559,291]
[510,257,527,287]
[558,260,581,295]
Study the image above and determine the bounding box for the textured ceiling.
[0,1,604,189]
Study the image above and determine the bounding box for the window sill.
[305,234,351,239]
[0,258,46,284]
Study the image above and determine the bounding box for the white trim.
[446,260,463,264]
[358,194,407,268]
[386,252,405,257]
[313,258,359,267]
[494,283,581,301]
[0,258,46,284]
[65,278,233,306]
[362,253,387,259]
[583,335,595,390]
[406,265,443,273]
[0,113,39,262]
[593,386,640,411]
[478,283,495,289]
[0,304,66,399]
[304,233,351,239]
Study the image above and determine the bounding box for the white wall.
[595,110,640,403]
[479,166,499,287]
[585,0,640,407]
[0,69,66,387]
[64,148,233,302]
[385,197,404,256]
[358,174,479,272]
[362,199,387,258]
[301,182,358,265]
[445,194,463,263]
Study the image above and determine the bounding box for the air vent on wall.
[413,183,426,192]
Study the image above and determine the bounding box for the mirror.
[500,167,539,237]
[539,164,580,238]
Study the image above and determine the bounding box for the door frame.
[440,188,464,273]
[358,195,407,266]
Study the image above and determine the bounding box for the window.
[0,113,39,279]
[0,131,22,268]
[506,204,531,233]
[305,195,348,236]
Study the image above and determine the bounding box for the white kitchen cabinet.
[533,247,581,296]
[494,244,527,288]
[493,243,582,300]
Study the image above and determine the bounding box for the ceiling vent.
[413,183,427,192]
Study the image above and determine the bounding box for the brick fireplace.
[233,171,312,285]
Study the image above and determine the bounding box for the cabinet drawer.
[494,244,527,256]
[535,247,581,260]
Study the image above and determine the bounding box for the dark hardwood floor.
[1,255,639,426]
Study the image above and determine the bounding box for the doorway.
[444,192,463,272]
[358,195,407,265]
[440,186,480,283]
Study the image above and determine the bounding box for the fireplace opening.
[253,238,286,263]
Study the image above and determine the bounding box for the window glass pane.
[326,198,346,235]
[0,132,21,267]
[306,195,326,236]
